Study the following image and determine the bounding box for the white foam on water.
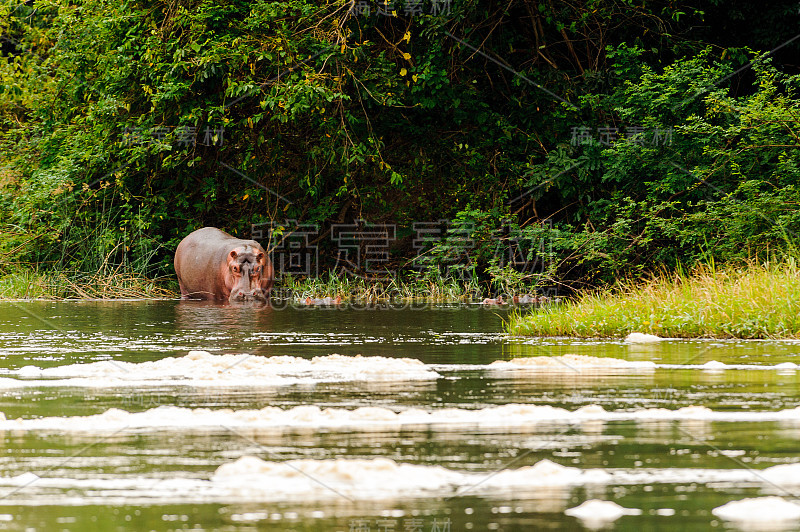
[9,472,40,486]
[712,497,800,529]
[4,351,797,391]
[209,456,621,501]
[0,457,790,505]
[759,462,800,485]
[211,456,464,499]
[659,360,800,371]
[0,351,440,388]
[474,458,613,489]
[624,332,665,343]
[488,354,657,372]
[6,403,800,433]
[0,474,213,505]
[608,467,757,486]
[565,499,642,524]
[490,355,800,372]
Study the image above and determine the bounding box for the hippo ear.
[256,252,264,262]
[229,250,238,260]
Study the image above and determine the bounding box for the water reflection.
[174,299,275,332]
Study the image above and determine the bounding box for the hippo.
[174,227,274,302]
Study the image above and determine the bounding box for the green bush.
[2,1,800,295]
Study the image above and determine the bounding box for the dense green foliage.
[2,0,799,294]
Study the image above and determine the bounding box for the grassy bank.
[0,269,511,302]
[508,260,800,339]
[275,272,485,302]
[0,270,177,300]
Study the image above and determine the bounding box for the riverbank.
[0,269,498,302]
[0,270,176,300]
[508,260,800,339]
[275,272,484,302]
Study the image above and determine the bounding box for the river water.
[1,300,800,531]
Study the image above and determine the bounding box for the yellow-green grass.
[0,270,176,300]
[508,260,800,339]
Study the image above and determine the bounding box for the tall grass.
[0,268,494,302]
[274,271,483,302]
[508,259,800,339]
[0,269,176,300]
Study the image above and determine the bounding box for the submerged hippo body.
[174,227,274,302]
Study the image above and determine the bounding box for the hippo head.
[226,246,271,303]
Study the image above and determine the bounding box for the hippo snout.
[230,289,266,302]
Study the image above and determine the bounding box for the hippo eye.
[232,265,239,273]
